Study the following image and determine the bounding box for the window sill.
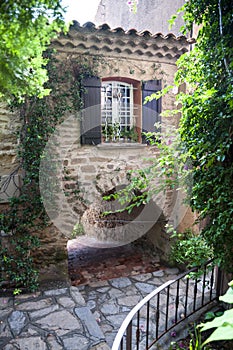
[97,143,147,150]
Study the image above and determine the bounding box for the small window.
[101,81,137,142]
[81,77,161,145]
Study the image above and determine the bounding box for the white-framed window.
[81,77,161,145]
[101,81,136,142]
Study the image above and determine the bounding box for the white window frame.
[101,81,135,141]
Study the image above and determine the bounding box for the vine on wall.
[0,51,100,292]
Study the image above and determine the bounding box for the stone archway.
[38,114,190,284]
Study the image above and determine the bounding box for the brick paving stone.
[8,311,27,336]
[1,266,205,350]
[62,335,89,350]
[90,342,110,350]
[87,299,96,310]
[57,296,76,308]
[44,288,68,296]
[107,288,125,299]
[14,292,41,302]
[0,320,11,338]
[20,327,38,337]
[100,302,119,315]
[131,272,153,281]
[75,307,105,341]
[70,286,86,305]
[120,306,131,313]
[16,299,53,311]
[0,298,11,309]
[46,334,63,350]
[164,267,180,275]
[88,281,109,288]
[108,277,132,289]
[34,310,82,335]
[105,313,128,328]
[117,295,141,307]
[29,304,59,319]
[124,284,142,296]
[96,287,111,293]
[135,282,156,294]
[152,270,165,277]
[0,308,12,318]
[3,337,47,350]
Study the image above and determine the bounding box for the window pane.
[101,81,135,141]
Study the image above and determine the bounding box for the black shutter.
[142,80,161,143]
[81,77,101,145]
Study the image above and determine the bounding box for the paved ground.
[0,267,183,350]
[1,237,215,350]
[68,238,162,285]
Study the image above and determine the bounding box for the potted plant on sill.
[112,122,121,142]
[128,127,138,142]
[120,129,130,142]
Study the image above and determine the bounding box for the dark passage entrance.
[67,237,162,286]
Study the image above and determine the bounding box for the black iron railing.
[112,261,223,350]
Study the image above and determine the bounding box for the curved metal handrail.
[112,261,222,350]
[112,279,174,350]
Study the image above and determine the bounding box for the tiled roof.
[53,21,195,61]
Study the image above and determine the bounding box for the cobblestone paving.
[0,269,181,350]
[78,268,181,347]
[0,286,108,350]
[0,267,211,350]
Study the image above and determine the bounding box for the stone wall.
[41,133,192,260]
[95,0,186,36]
[0,103,19,176]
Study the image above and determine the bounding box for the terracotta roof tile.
[53,21,194,61]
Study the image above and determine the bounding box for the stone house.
[0,21,194,280]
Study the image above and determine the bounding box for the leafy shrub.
[169,226,213,269]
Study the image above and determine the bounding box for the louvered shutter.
[81,77,101,145]
[142,80,161,143]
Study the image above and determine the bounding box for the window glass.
[101,81,135,142]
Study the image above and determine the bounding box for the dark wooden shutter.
[81,77,101,145]
[142,80,161,143]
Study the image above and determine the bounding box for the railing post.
[126,321,132,350]
[215,266,223,298]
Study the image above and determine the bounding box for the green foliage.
[71,223,84,239]
[0,52,98,293]
[0,231,40,292]
[103,123,192,215]
[0,0,67,101]
[174,0,233,271]
[204,311,224,321]
[201,281,233,345]
[169,325,209,350]
[169,226,213,269]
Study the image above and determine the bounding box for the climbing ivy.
[174,0,233,271]
[0,51,100,292]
